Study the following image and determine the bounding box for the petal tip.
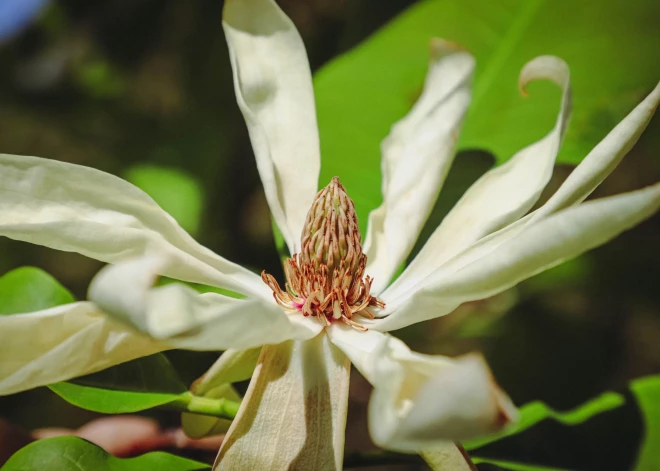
[519,55,570,96]
[429,38,468,55]
[428,38,475,69]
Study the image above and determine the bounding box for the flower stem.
[170,392,241,420]
[343,444,477,469]
[342,450,424,467]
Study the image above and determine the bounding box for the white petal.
[89,256,322,350]
[386,56,571,300]
[363,40,475,293]
[0,302,165,395]
[182,348,261,438]
[534,81,660,218]
[223,0,321,255]
[375,183,660,331]
[0,154,267,298]
[328,326,516,451]
[214,334,350,470]
[382,81,660,313]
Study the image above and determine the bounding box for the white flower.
[0,0,658,469]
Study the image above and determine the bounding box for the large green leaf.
[48,354,187,414]
[124,164,204,236]
[463,391,625,450]
[48,382,182,414]
[0,267,74,315]
[1,436,210,471]
[631,375,660,471]
[315,0,660,223]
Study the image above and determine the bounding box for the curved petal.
[534,81,660,218]
[386,56,572,301]
[182,348,261,439]
[383,81,660,310]
[223,0,321,255]
[374,183,660,331]
[327,326,516,451]
[0,154,267,298]
[89,256,322,350]
[363,40,475,294]
[0,302,166,395]
[214,334,350,470]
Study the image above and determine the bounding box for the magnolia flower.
[0,0,659,469]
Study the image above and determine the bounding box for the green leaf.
[315,0,660,224]
[48,382,182,414]
[0,267,74,315]
[1,436,210,471]
[631,375,660,471]
[463,391,625,450]
[471,457,572,471]
[48,354,187,414]
[124,164,204,236]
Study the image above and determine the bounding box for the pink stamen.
[291,300,304,311]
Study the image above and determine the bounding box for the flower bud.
[261,177,384,331]
[300,177,361,278]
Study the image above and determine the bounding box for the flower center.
[262,177,385,331]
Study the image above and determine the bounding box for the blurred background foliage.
[0,0,659,470]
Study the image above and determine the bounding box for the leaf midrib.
[469,0,546,114]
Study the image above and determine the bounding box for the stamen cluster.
[262,177,384,330]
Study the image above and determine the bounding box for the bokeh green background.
[0,0,659,470]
